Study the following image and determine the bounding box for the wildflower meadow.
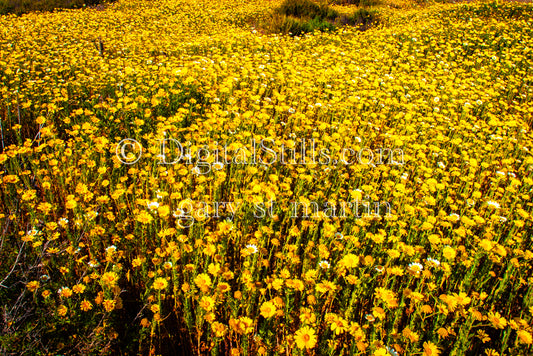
[0,0,532,354]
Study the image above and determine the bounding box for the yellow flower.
[517,330,533,344]
[157,205,170,217]
[136,210,153,224]
[26,280,40,292]
[487,312,507,329]
[423,341,440,356]
[153,277,168,290]
[442,246,456,260]
[101,272,119,288]
[3,175,19,184]
[57,305,68,317]
[211,321,227,337]
[103,299,116,312]
[72,284,86,294]
[229,317,254,335]
[330,316,348,335]
[59,287,73,298]
[316,281,337,294]
[208,263,221,276]
[216,282,231,293]
[403,327,419,342]
[340,253,359,268]
[437,328,449,339]
[299,307,316,324]
[421,305,433,314]
[294,325,317,349]
[205,313,216,323]
[22,190,36,201]
[452,292,471,306]
[80,299,93,312]
[199,296,215,311]
[65,196,77,209]
[194,273,212,293]
[260,301,277,318]
[132,257,143,268]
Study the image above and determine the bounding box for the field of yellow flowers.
[0,0,532,354]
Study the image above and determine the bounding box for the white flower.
[433,97,440,103]
[88,260,100,268]
[438,162,446,169]
[426,257,441,267]
[499,216,507,223]
[288,108,295,114]
[319,260,330,269]
[408,262,423,274]
[105,245,117,254]
[246,244,258,254]
[28,228,40,236]
[487,201,501,209]
[365,313,375,322]
[147,201,159,210]
[449,213,460,222]
[386,346,399,356]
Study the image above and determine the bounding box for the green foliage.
[282,15,337,36]
[450,0,533,20]
[262,0,380,36]
[0,0,108,16]
[328,0,380,7]
[277,0,337,20]
[337,7,379,29]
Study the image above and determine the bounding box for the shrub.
[262,0,379,36]
[328,0,380,7]
[339,7,379,29]
[0,0,111,16]
[277,0,337,20]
